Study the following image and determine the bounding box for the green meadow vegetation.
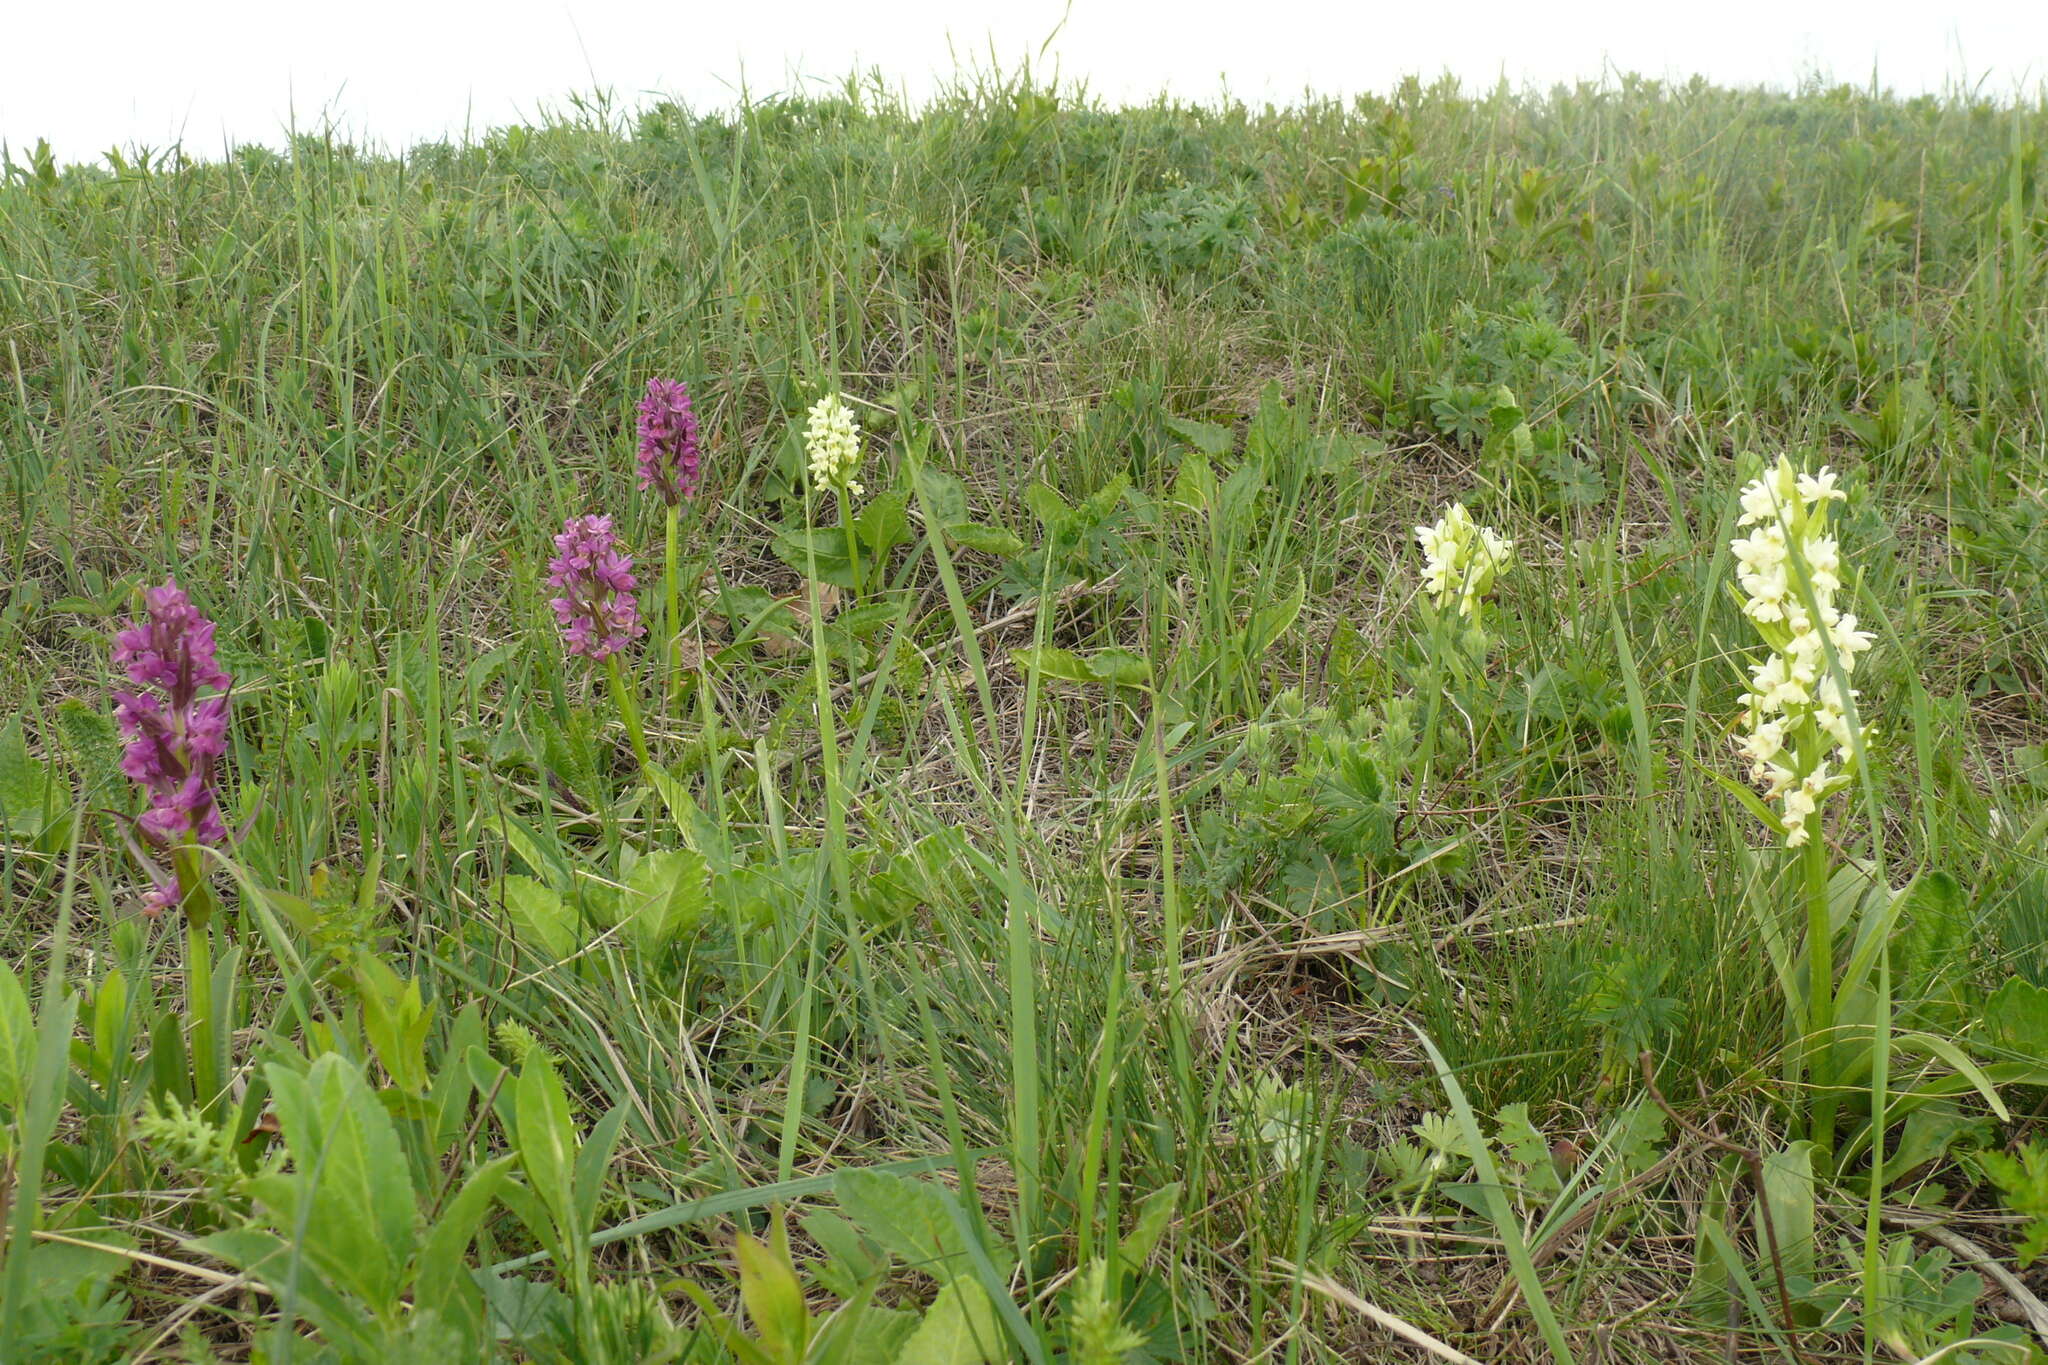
[4,66,2048,1362]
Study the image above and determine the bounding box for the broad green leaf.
[354,956,434,1098]
[494,814,571,886]
[1245,569,1305,658]
[195,1226,379,1354]
[618,848,710,956]
[856,490,911,554]
[1878,1028,2011,1120]
[1083,648,1151,687]
[913,466,969,527]
[1162,416,1234,455]
[0,716,51,836]
[772,527,857,587]
[18,1227,133,1302]
[500,875,576,960]
[945,522,1024,557]
[415,1155,515,1346]
[1757,1140,1817,1283]
[805,1210,887,1298]
[88,968,129,1071]
[474,1269,572,1347]
[1117,1181,1181,1267]
[1011,647,1094,685]
[1984,976,2048,1056]
[0,962,32,1112]
[1023,482,1072,532]
[1170,453,1217,513]
[1307,431,1383,474]
[1216,463,1266,541]
[515,1057,578,1238]
[735,1229,812,1360]
[1889,1103,1992,1187]
[893,1279,1004,1365]
[818,1300,918,1363]
[258,1054,415,1314]
[836,1170,975,1284]
[572,1104,628,1239]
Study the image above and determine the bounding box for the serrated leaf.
[1023,482,1072,532]
[55,699,119,790]
[1979,1143,2048,1266]
[856,489,911,554]
[833,1303,919,1360]
[1493,1103,1550,1172]
[618,849,709,956]
[835,1170,975,1284]
[913,467,969,527]
[1163,416,1235,455]
[258,1053,416,1314]
[1609,1101,1667,1179]
[804,1210,886,1298]
[500,876,576,960]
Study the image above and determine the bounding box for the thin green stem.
[836,485,863,601]
[1803,831,1836,1155]
[605,655,652,779]
[663,503,681,699]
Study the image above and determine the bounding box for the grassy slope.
[3,70,2047,1361]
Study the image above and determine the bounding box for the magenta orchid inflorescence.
[546,514,646,661]
[112,579,233,910]
[635,377,701,506]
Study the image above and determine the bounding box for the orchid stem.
[1803,832,1837,1155]
[663,503,682,698]
[606,655,653,780]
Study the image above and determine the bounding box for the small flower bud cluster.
[1729,457,1875,847]
[1415,501,1513,618]
[635,377,701,506]
[546,514,645,662]
[803,394,864,497]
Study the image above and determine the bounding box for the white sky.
[6,0,2047,164]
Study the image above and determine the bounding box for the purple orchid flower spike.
[635,378,701,507]
[546,514,646,662]
[112,578,233,851]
